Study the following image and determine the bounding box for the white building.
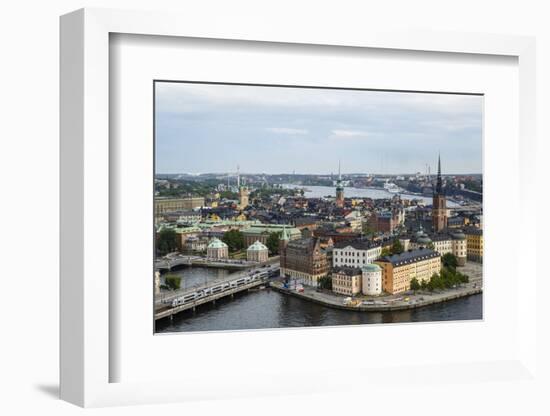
[362,263,382,295]
[206,237,229,259]
[332,240,382,268]
[246,240,269,263]
[344,211,364,232]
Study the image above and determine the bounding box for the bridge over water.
[155,255,259,271]
[155,264,280,321]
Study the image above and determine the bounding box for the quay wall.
[271,284,482,312]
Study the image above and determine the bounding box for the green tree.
[426,272,441,292]
[441,253,458,270]
[164,274,181,291]
[426,242,435,250]
[391,239,404,255]
[410,277,420,291]
[157,228,178,255]
[266,231,282,255]
[222,229,245,252]
[318,275,332,290]
[381,247,391,257]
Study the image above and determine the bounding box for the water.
[160,266,233,291]
[282,184,460,207]
[155,288,482,333]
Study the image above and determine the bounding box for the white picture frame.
[60,7,538,408]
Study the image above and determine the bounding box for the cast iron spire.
[435,153,443,195]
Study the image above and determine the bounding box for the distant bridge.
[155,255,260,271]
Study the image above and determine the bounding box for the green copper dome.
[247,240,268,251]
[362,263,381,273]
[207,237,228,249]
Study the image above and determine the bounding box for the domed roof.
[415,225,427,238]
[451,230,466,240]
[207,237,228,249]
[417,235,432,244]
[247,240,268,251]
[362,263,381,273]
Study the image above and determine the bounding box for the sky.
[155,82,483,175]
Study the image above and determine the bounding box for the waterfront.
[282,184,461,207]
[155,288,482,333]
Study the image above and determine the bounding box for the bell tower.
[237,164,249,209]
[432,154,447,232]
[335,160,345,207]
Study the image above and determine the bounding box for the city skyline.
[155,82,483,175]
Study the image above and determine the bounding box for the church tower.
[335,160,345,208]
[237,164,249,209]
[432,154,447,232]
[239,186,249,210]
[279,226,290,278]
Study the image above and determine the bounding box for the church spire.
[338,159,341,180]
[281,225,289,241]
[435,153,443,194]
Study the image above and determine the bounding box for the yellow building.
[155,196,205,218]
[234,212,247,221]
[239,186,250,209]
[375,248,441,294]
[208,213,221,222]
[331,267,362,296]
[464,227,483,263]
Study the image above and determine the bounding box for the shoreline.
[270,282,482,312]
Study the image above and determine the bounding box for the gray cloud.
[155,82,482,175]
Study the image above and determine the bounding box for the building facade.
[184,236,207,252]
[332,240,382,268]
[362,263,383,296]
[332,267,362,296]
[464,227,483,263]
[239,186,250,210]
[450,230,467,266]
[375,248,441,294]
[280,237,329,287]
[246,240,269,263]
[206,237,229,259]
[160,209,202,225]
[242,224,301,246]
[409,226,467,266]
[368,209,403,234]
[155,196,205,219]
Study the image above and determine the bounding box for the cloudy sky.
[155,82,483,175]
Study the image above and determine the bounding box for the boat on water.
[383,182,401,193]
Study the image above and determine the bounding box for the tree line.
[410,253,469,292]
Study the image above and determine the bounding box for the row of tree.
[157,228,284,257]
[157,228,178,256]
[410,266,469,292]
[317,275,332,290]
[222,229,281,255]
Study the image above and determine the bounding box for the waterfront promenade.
[272,261,483,313]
